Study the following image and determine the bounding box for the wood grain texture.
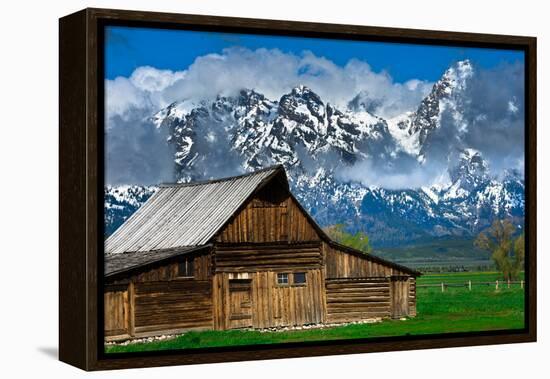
[390,278,410,319]
[104,287,129,337]
[217,184,320,243]
[324,243,411,278]
[129,253,211,283]
[104,253,213,340]
[214,242,322,272]
[213,270,325,329]
[134,281,213,333]
[325,278,391,322]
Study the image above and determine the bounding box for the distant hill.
[374,237,493,271]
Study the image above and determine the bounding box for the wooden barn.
[104,165,420,341]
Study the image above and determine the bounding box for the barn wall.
[133,280,213,334]
[214,242,322,272]
[104,252,213,340]
[216,185,320,244]
[323,244,417,321]
[323,243,411,278]
[213,269,326,330]
[325,278,391,322]
[130,253,211,283]
[389,277,410,318]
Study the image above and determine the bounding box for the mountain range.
[104,60,524,247]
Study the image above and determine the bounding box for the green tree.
[324,224,372,254]
[474,219,525,280]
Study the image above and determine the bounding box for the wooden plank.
[128,281,135,337]
[132,278,213,334]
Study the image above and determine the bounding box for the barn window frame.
[177,257,194,278]
[276,272,289,285]
[293,272,307,285]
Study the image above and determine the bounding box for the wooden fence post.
[468,280,472,291]
[496,280,499,290]
[441,282,445,292]
[507,279,510,289]
[520,280,524,289]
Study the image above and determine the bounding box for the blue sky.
[105,26,524,83]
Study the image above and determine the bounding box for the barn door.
[390,277,410,319]
[228,279,253,329]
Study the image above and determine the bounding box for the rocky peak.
[278,85,326,125]
[410,60,472,134]
[439,59,474,93]
[237,89,268,108]
[387,60,475,159]
[449,148,489,190]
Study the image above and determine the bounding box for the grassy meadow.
[105,271,525,353]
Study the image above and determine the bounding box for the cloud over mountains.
[104,48,524,188]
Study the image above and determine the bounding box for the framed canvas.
[59,8,537,371]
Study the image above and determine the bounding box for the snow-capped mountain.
[105,60,525,246]
[291,148,524,245]
[152,84,395,181]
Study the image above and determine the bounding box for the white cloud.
[129,66,186,92]
[508,99,519,114]
[104,49,525,189]
[336,157,451,190]
[105,47,433,123]
[105,67,186,126]
[103,47,436,186]
[105,77,150,123]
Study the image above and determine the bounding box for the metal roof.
[105,166,283,255]
[104,245,212,277]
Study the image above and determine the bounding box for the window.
[293,272,306,285]
[178,257,194,278]
[277,273,289,285]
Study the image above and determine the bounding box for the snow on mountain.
[104,185,157,237]
[387,60,474,160]
[104,60,525,246]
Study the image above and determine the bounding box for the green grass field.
[105,272,525,354]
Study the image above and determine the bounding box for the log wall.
[214,242,322,272]
[133,280,213,334]
[324,243,410,278]
[131,253,211,283]
[104,252,213,340]
[325,278,391,323]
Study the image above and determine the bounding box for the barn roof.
[105,166,284,255]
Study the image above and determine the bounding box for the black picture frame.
[59,7,537,371]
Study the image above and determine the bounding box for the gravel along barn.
[104,165,420,341]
